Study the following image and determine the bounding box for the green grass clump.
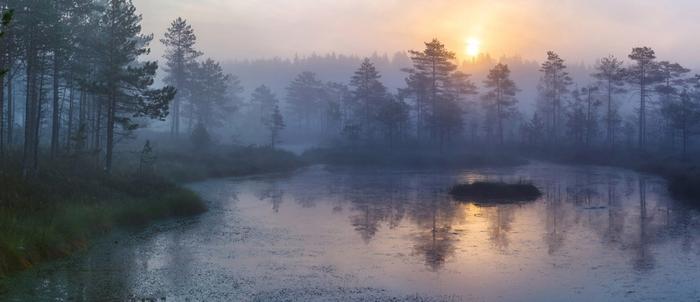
[0,167,206,278]
[449,181,542,203]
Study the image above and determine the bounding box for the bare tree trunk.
[497,82,504,145]
[93,98,101,167]
[78,90,86,151]
[34,66,45,174]
[586,88,592,148]
[606,80,612,148]
[51,54,60,158]
[171,97,180,136]
[0,65,4,161]
[638,66,646,152]
[66,85,74,151]
[681,94,688,160]
[22,47,38,178]
[105,94,115,173]
[6,69,12,148]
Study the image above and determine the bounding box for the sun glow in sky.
[133,0,700,66]
[465,37,481,58]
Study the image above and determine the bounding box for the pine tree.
[0,7,12,161]
[626,47,661,151]
[400,67,430,139]
[655,61,690,150]
[321,81,350,135]
[48,0,66,158]
[138,139,156,176]
[566,89,588,146]
[17,0,56,177]
[63,0,101,154]
[161,17,202,136]
[267,105,285,147]
[286,71,323,128]
[188,58,236,130]
[94,0,175,174]
[190,122,211,150]
[523,112,545,146]
[250,85,279,123]
[1,4,18,152]
[408,39,458,140]
[482,63,519,144]
[592,55,625,148]
[538,51,572,144]
[574,86,602,147]
[349,58,387,140]
[377,96,410,146]
[661,78,700,159]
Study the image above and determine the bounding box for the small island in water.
[449,181,543,202]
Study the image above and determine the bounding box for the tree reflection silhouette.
[633,177,655,272]
[410,190,460,271]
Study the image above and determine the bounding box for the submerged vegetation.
[450,181,542,202]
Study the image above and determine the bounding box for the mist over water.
[4,1,700,301]
[3,163,699,301]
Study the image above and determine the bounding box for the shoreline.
[2,147,697,281]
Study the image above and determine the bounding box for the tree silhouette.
[482,63,519,144]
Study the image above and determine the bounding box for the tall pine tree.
[592,55,626,148]
[482,63,519,144]
[538,51,572,144]
[94,0,174,173]
[188,58,237,131]
[626,47,660,151]
[408,39,458,140]
[349,58,387,141]
[161,17,201,137]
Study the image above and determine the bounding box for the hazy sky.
[134,0,700,66]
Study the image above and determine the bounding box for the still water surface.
[2,163,700,301]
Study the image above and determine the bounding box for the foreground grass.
[0,164,206,278]
[0,145,306,278]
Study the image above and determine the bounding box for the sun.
[465,37,481,58]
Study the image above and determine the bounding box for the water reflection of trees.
[255,180,285,213]
[409,190,462,271]
[633,177,655,271]
[485,205,516,251]
[544,184,568,255]
[259,168,700,273]
[350,202,387,243]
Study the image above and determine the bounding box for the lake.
[2,162,700,301]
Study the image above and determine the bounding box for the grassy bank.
[0,145,306,278]
[0,161,206,278]
[155,145,305,182]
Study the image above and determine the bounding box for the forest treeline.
[3,0,700,278]
[2,0,700,179]
[230,45,698,161]
[0,0,176,176]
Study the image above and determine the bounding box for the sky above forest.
[134,0,700,66]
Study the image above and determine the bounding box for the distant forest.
[1,0,700,179]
